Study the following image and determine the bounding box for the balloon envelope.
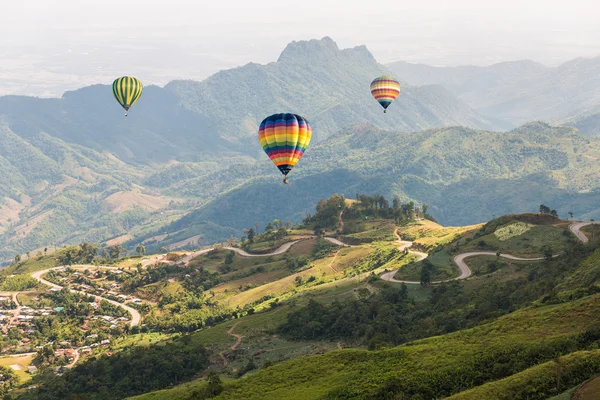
[370,76,400,112]
[112,77,143,114]
[258,113,312,177]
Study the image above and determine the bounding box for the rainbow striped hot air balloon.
[258,113,312,184]
[112,76,143,116]
[370,75,400,113]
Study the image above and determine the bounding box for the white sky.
[1,0,599,96]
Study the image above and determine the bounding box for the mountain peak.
[277,37,340,62]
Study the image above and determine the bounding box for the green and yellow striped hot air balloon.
[112,76,143,116]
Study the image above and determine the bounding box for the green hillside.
[143,121,600,251]
[11,197,600,400]
[126,295,600,400]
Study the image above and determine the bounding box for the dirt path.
[219,321,243,368]
[66,349,80,369]
[574,375,600,399]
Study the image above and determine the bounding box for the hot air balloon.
[258,113,312,184]
[112,77,143,116]
[370,76,400,113]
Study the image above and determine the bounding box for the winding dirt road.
[381,221,594,285]
[219,321,243,368]
[569,221,598,243]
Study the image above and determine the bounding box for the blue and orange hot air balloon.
[370,76,400,113]
[258,113,312,184]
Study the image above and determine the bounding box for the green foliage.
[447,350,600,400]
[280,242,595,346]
[0,274,38,291]
[20,334,211,400]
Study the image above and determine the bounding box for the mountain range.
[1,37,600,260]
[388,56,600,130]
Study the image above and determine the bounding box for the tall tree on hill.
[550,209,558,218]
[420,261,433,286]
[247,228,255,243]
[568,211,574,220]
[136,245,146,257]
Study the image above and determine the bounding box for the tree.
[543,245,553,261]
[264,222,274,231]
[550,209,558,218]
[135,245,146,257]
[44,247,48,254]
[226,235,238,246]
[224,251,235,265]
[422,204,429,217]
[14,255,20,264]
[26,251,30,259]
[204,371,224,396]
[539,204,551,215]
[247,228,255,243]
[107,245,124,259]
[568,211,574,220]
[420,261,433,286]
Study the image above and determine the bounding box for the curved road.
[31,267,141,327]
[30,221,596,324]
[381,221,593,285]
[569,221,598,243]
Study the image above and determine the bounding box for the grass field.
[341,220,396,244]
[0,354,33,383]
[393,249,458,281]
[397,219,482,250]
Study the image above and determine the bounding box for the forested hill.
[136,121,600,252]
[0,37,498,164]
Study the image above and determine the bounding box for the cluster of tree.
[20,334,211,400]
[33,344,70,369]
[0,274,38,291]
[344,194,430,224]
[59,243,99,265]
[302,194,346,231]
[539,204,559,218]
[0,366,18,397]
[120,263,193,292]
[303,194,432,234]
[239,219,293,248]
[279,242,594,349]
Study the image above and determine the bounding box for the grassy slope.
[446,350,600,400]
[397,219,482,251]
[129,294,600,400]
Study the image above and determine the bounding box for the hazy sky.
[1,0,599,96]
